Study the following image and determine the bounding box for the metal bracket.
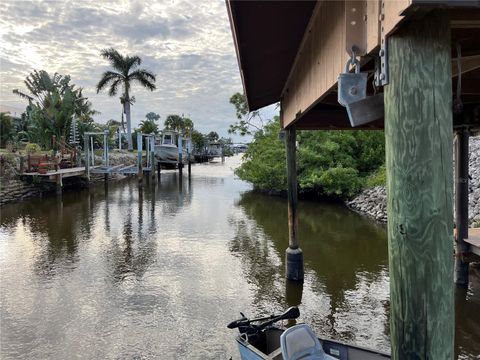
[338,56,384,127]
[345,1,367,56]
[375,0,389,86]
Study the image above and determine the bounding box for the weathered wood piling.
[384,11,454,358]
[285,126,303,282]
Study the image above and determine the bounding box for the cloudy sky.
[0,0,276,140]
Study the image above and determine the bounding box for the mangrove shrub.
[235,117,385,199]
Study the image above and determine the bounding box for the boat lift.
[84,130,156,180]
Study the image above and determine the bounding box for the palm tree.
[96,48,156,150]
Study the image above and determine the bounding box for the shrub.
[364,165,386,188]
[0,112,14,148]
[25,143,42,154]
[234,116,386,199]
[235,119,286,192]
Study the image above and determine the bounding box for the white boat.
[155,130,179,164]
[228,307,390,360]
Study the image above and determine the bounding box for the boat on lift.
[155,130,179,165]
[228,307,390,360]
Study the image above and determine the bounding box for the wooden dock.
[466,228,480,257]
[22,166,92,179]
[22,166,97,194]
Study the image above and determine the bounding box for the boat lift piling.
[150,134,156,181]
[178,134,183,176]
[84,131,155,182]
[137,133,156,183]
[187,139,192,178]
[103,130,109,181]
[137,132,143,183]
[84,131,107,180]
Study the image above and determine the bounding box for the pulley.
[338,51,384,127]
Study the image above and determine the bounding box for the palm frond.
[123,55,141,74]
[100,48,126,72]
[108,78,123,97]
[96,70,122,93]
[129,69,156,91]
[13,89,34,101]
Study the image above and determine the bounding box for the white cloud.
[0,0,278,141]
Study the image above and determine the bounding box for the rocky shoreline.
[0,150,138,206]
[348,136,480,226]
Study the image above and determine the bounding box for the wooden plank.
[282,1,347,128]
[280,0,415,128]
[366,0,381,53]
[465,228,480,257]
[384,10,454,359]
[452,55,480,77]
[383,0,411,36]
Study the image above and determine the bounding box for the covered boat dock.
[228,1,480,358]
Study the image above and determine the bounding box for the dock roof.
[228,1,480,130]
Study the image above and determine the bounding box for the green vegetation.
[24,143,41,154]
[138,112,160,135]
[235,119,286,191]
[12,70,97,149]
[206,131,219,142]
[164,114,193,134]
[364,165,386,188]
[228,92,264,136]
[234,116,386,199]
[229,92,386,199]
[96,48,156,150]
[0,112,14,147]
[191,129,207,151]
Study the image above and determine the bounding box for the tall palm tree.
[96,48,156,150]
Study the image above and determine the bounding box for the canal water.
[1,155,479,359]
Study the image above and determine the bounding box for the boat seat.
[280,324,337,360]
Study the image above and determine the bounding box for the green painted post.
[137,133,143,182]
[384,11,454,359]
[84,136,89,180]
[150,136,155,180]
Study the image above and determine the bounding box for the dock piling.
[56,174,63,195]
[455,126,470,286]
[178,134,183,176]
[103,130,109,182]
[384,11,454,358]
[137,132,143,183]
[285,126,303,282]
[84,136,90,180]
[150,135,156,181]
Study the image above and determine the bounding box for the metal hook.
[345,48,360,74]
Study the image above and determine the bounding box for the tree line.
[1,47,231,153]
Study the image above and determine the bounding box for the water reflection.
[455,269,480,359]
[0,157,478,359]
[231,191,390,349]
